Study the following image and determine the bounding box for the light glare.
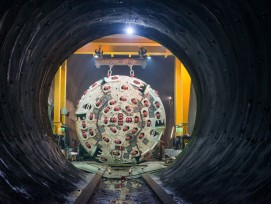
[126,26,134,34]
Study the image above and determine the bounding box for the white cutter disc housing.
[76,75,166,163]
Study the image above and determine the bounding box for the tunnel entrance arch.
[0,4,229,202]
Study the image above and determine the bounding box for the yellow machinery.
[53,61,67,135]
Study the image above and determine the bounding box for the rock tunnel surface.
[0,0,271,203]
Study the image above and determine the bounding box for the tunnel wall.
[0,0,270,203]
[188,83,196,135]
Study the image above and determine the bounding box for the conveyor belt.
[142,173,177,204]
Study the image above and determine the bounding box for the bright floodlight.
[126,26,134,34]
[94,55,99,58]
[147,56,151,59]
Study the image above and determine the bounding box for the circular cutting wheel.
[76,75,166,163]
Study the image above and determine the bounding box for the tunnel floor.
[70,157,187,203]
[90,178,162,204]
[89,176,186,204]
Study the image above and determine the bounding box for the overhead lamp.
[126,26,134,34]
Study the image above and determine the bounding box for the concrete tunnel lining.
[0,0,271,203]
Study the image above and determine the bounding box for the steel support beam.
[174,58,191,134]
[53,60,67,135]
[74,35,172,57]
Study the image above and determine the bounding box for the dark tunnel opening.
[0,0,271,203]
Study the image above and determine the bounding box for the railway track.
[74,169,177,204]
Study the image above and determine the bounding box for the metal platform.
[72,160,167,179]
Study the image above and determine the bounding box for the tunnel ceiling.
[0,0,271,203]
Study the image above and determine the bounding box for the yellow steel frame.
[74,36,172,58]
[53,60,67,135]
[174,58,191,134]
